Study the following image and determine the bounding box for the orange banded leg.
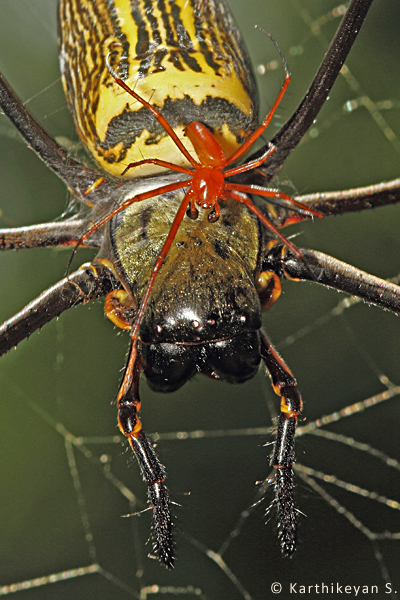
[260,331,303,555]
[117,339,174,568]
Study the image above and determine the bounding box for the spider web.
[0,1,400,598]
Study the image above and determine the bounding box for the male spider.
[0,0,400,582]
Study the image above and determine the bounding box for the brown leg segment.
[260,330,303,555]
[0,263,114,356]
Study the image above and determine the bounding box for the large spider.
[1,0,399,581]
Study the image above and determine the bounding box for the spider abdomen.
[59,0,259,177]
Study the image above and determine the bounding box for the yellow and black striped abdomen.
[59,0,259,177]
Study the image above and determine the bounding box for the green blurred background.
[0,1,400,598]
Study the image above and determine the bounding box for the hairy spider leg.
[115,337,174,567]
[260,330,303,555]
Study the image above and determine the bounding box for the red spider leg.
[226,181,323,220]
[251,188,323,218]
[223,142,277,176]
[222,143,323,219]
[226,188,303,260]
[131,189,194,339]
[106,56,200,168]
[116,195,196,415]
[260,330,303,555]
[221,32,290,169]
[66,179,190,272]
[103,51,306,267]
[121,158,193,177]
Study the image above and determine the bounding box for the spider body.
[104,189,262,392]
